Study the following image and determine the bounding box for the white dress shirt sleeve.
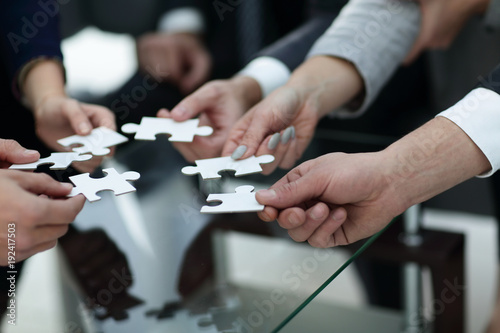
[157,7,205,34]
[437,87,500,177]
[237,56,291,98]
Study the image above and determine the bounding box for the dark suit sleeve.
[0,0,63,93]
[478,63,500,94]
[256,1,345,71]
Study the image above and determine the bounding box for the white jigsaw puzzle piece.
[181,155,275,180]
[68,168,140,202]
[57,127,128,156]
[201,185,264,214]
[9,152,92,170]
[121,117,213,142]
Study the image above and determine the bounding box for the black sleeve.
[478,63,500,94]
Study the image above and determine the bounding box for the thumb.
[0,139,40,165]
[170,91,206,122]
[62,99,93,135]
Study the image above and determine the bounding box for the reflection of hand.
[255,152,405,248]
[404,0,489,63]
[157,76,262,161]
[0,170,85,265]
[222,85,319,175]
[34,95,116,173]
[0,139,40,169]
[137,32,212,94]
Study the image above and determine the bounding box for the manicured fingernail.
[257,189,276,201]
[281,127,293,144]
[288,212,299,227]
[23,149,38,156]
[173,105,186,117]
[79,123,91,134]
[231,145,247,160]
[62,183,74,190]
[290,126,296,139]
[267,133,281,150]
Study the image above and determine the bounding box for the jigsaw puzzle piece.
[121,117,213,142]
[181,155,275,180]
[200,185,264,214]
[9,152,92,170]
[57,127,128,156]
[68,168,140,202]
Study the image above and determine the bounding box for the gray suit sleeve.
[308,0,421,118]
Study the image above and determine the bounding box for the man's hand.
[34,95,116,173]
[404,0,490,63]
[137,32,212,94]
[255,152,404,248]
[157,76,262,161]
[0,170,85,265]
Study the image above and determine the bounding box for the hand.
[255,152,406,248]
[0,139,40,169]
[137,32,212,94]
[157,76,262,161]
[0,170,85,265]
[222,85,319,174]
[404,0,489,63]
[34,94,116,173]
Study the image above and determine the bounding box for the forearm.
[285,56,364,119]
[21,60,66,112]
[381,117,491,210]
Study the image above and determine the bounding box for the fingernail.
[281,127,293,144]
[332,209,345,221]
[173,105,186,117]
[310,205,324,220]
[260,212,271,221]
[288,212,299,227]
[267,133,281,150]
[79,123,91,134]
[257,189,276,201]
[62,183,74,190]
[231,145,247,160]
[290,126,296,139]
[23,149,38,156]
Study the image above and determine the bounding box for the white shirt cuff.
[437,87,500,178]
[157,8,204,34]
[237,57,291,97]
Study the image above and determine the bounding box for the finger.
[278,128,299,170]
[259,126,295,175]
[61,99,93,135]
[80,104,117,131]
[180,51,211,94]
[10,172,74,197]
[35,196,85,225]
[286,202,330,242]
[275,207,307,230]
[258,206,279,222]
[170,84,216,121]
[221,113,252,157]
[18,239,59,262]
[0,139,40,166]
[163,45,182,82]
[157,108,172,118]
[32,225,70,246]
[307,207,347,248]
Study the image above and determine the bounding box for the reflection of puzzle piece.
[9,152,92,170]
[67,168,140,202]
[57,127,128,156]
[121,117,213,142]
[201,185,264,214]
[182,155,275,180]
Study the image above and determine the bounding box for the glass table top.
[1,139,394,333]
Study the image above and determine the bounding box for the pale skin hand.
[404,0,490,64]
[223,56,364,175]
[256,117,491,248]
[157,76,262,161]
[0,139,85,265]
[137,32,212,95]
[22,60,116,173]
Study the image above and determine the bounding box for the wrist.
[230,76,262,110]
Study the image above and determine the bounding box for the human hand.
[137,32,212,94]
[157,76,262,161]
[222,85,319,175]
[0,170,85,265]
[0,139,40,169]
[404,0,489,63]
[34,95,116,173]
[255,152,406,248]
